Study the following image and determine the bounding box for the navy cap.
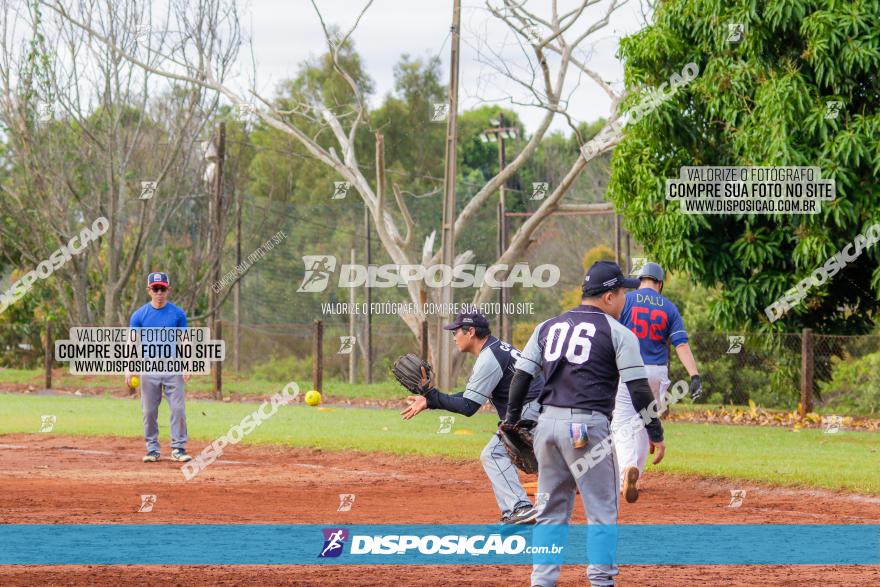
[581,261,640,297]
[443,310,489,331]
[147,272,169,287]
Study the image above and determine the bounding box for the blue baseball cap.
[147,272,170,287]
[582,261,640,297]
[443,310,489,331]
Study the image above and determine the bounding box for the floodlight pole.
[438,0,461,390]
[481,115,516,343]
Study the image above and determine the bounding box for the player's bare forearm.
[675,343,699,376]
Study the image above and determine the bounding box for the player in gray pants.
[140,374,188,455]
[506,261,666,586]
[127,271,192,463]
[401,310,544,524]
[530,407,620,585]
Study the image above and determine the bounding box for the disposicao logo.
[319,528,349,558]
[297,255,559,292]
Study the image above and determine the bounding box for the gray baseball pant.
[141,373,188,453]
[531,406,619,587]
[480,401,540,516]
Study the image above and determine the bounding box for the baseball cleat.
[623,466,640,503]
[170,448,192,462]
[502,504,539,525]
[143,451,160,463]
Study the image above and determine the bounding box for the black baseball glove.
[690,374,703,401]
[391,353,433,395]
[497,419,538,474]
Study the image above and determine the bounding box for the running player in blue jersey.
[611,262,702,503]
[401,310,545,524]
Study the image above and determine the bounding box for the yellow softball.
[304,390,322,406]
[130,376,140,389]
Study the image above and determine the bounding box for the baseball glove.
[391,353,433,395]
[497,419,538,474]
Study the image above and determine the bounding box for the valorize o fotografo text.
[53,327,224,374]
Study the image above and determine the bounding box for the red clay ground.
[1,433,879,586]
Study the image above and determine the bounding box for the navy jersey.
[620,288,687,364]
[515,305,646,417]
[463,336,543,420]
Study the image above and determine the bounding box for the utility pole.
[363,204,372,384]
[233,181,241,372]
[349,248,357,384]
[438,0,461,390]
[207,122,225,398]
[481,114,517,343]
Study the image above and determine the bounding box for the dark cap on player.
[147,272,170,288]
[443,310,489,331]
[581,260,640,297]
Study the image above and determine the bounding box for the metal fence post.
[421,320,429,362]
[313,319,323,392]
[800,328,814,417]
[349,249,357,384]
[44,321,53,390]
[213,321,223,399]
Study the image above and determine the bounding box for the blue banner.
[1,524,878,565]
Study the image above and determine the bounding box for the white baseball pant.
[610,364,670,488]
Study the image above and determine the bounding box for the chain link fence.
[0,323,44,369]
[220,320,418,384]
[667,331,880,415]
[196,324,880,414]
[2,322,878,415]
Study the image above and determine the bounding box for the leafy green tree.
[609,0,880,334]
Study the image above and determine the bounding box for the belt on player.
[540,405,602,417]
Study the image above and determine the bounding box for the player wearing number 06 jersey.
[505,261,665,587]
[611,262,702,503]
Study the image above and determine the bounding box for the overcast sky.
[243,0,649,134]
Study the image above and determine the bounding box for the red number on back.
[631,306,649,339]
[649,309,667,341]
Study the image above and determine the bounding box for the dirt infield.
[2,433,879,586]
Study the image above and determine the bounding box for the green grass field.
[2,393,878,494]
[0,368,816,411]
[0,368,404,400]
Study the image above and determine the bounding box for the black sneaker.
[501,503,538,525]
[143,451,160,463]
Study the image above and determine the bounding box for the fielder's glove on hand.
[690,374,703,401]
[391,353,434,395]
[497,420,538,474]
